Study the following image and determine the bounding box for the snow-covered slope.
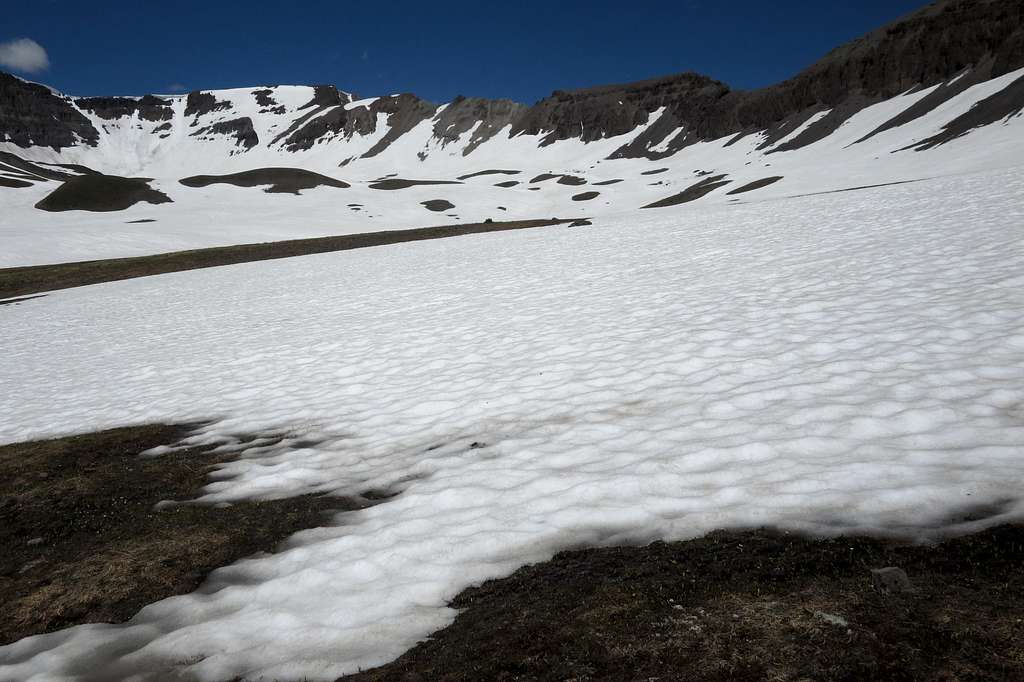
[1,0,1022,266]
[1,64,1022,267]
[2,165,1023,680]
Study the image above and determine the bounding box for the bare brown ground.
[0,218,574,300]
[345,524,1024,681]
[0,424,365,645]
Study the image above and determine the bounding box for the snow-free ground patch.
[346,523,1024,680]
[35,175,171,213]
[179,168,350,194]
[0,424,362,646]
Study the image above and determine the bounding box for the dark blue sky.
[6,0,926,102]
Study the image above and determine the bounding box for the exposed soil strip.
[0,161,44,180]
[0,219,574,299]
[0,424,367,645]
[455,169,521,180]
[593,178,624,186]
[0,151,78,182]
[642,175,732,209]
[529,173,587,185]
[0,294,46,306]
[180,168,350,194]
[0,169,41,182]
[787,179,925,199]
[572,191,600,201]
[368,179,462,190]
[727,176,785,195]
[344,523,1024,681]
[0,177,32,189]
[641,167,670,175]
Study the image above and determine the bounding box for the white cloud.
[0,38,50,74]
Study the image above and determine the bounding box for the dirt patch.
[529,173,587,186]
[0,164,41,181]
[0,152,96,183]
[641,167,669,175]
[126,219,157,224]
[0,176,33,188]
[368,179,462,190]
[456,169,521,180]
[0,294,45,306]
[572,191,600,201]
[593,179,624,186]
[642,175,731,209]
[421,199,455,212]
[494,180,520,188]
[344,523,1024,681]
[45,162,100,177]
[180,168,350,194]
[0,219,577,299]
[189,116,259,149]
[35,175,172,213]
[0,424,367,645]
[789,179,924,199]
[727,176,784,195]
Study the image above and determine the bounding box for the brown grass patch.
[0,218,575,299]
[0,424,363,645]
[345,524,1024,680]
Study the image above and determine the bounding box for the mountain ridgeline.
[1,0,1022,164]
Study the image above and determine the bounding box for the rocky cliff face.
[433,97,528,155]
[0,73,98,150]
[509,73,728,147]
[191,117,259,149]
[738,0,1024,153]
[530,0,1024,159]
[184,91,233,121]
[75,95,173,122]
[1,0,1021,163]
[277,94,426,154]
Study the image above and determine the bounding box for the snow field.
[1,166,1023,679]
[2,67,1024,267]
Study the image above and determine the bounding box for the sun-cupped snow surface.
[2,167,1024,680]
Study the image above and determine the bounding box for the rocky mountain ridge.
[1,0,1021,166]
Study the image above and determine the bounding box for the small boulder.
[871,566,914,594]
[813,611,849,627]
